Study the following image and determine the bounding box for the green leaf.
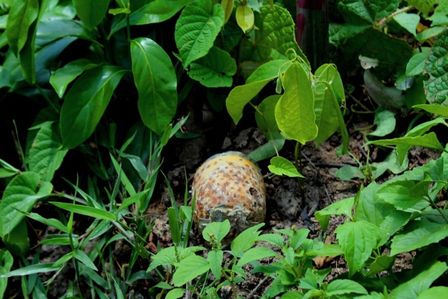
[247,136,285,162]
[418,287,448,299]
[73,0,110,28]
[188,46,236,87]
[172,255,210,287]
[236,247,276,267]
[377,180,431,212]
[0,172,52,238]
[27,121,68,182]
[50,59,97,98]
[393,13,420,36]
[221,0,233,23]
[0,250,13,298]
[36,19,94,47]
[316,197,354,231]
[366,255,394,277]
[424,31,448,104]
[5,0,39,55]
[275,63,318,144]
[429,1,448,26]
[336,220,381,274]
[235,4,254,33]
[406,49,431,77]
[416,26,446,42]
[166,288,185,299]
[207,250,223,280]
[413,104,448,117]
[231,223,264,257]
[0,263,59,278]
[49,202,116,221]
[314,64,348,148]
[73,250,97,271]
[335,165,365,181]
[390,261,447,298]
[3,221,29,256]
[60,65,126,148]
[268,156,303,178]
[390,219,448,255]
[175,0,224,67]
[202,220,231,244]
[130,37,177,135]
[256,4,309,64]
[109,0,189,38]
[326,279,368,296]
[26,212,68,233]
[0,159,19,178]
[255,95,281,138]
[369,110,396,137]
[226,59,288,124]
[369,132,444,152]
[407,0,438,16]
[148,246,205,272]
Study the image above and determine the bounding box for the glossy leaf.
[188,46,236,87]
[166,288,185,299]
[0,172,52,238]
[0,250,13,298]
[131,38,177,134]
[226,59,288,124]
[418,287,448,299]
[175,0,224,67]
[172,255,210,287]
[369,132,444,151]
[50,59,97,98]
[49,202,116,221]
[393,13,419,36]
[268,156,303,178]
[73,0,110,28]
[110,0,189,36]
[390,220,448,256]
[27,121,68,182]
[275,63,318,144]
[255,95,281,138]
[60,65,126,148]
[5,0,39,54]
[390,261,447,298]
[235,4,254,33]
[336,220,381,274]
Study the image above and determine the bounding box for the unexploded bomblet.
[192,151,266,233]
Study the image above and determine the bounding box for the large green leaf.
[110,0,190,37]
[255,95,281,138]
[336,220,381,274]
[424,31,448,104]
[60,65,126,148]
[313,64,348,149]
[175,0,224,67]
[337,0,400,23]
[188,46,236,87]
[0,250,13,298]
[275,63,318,144]
[413,104,448,117]
[226,59,288,124]
[256,4,308,64]
[5,0,39,55]
[418,287,448,299]
[172,255,210,287]
[369,132,444,151]
[390,220,448,256]
[326,279,368,296]
[407,0,438,16]
[36,19,94,47]
[0,172,52,238]
[236,247,276,267]
[73,0,110,28]
[49,59,97,98]
[390,261,447,298]
[27,121,68,182]
[130,38,177,135]
[377,180,431,212]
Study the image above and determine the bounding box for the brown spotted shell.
[192,151,266,232]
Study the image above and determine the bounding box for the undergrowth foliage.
[0,0,447,298]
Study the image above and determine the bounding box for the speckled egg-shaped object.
[192,151,266,232]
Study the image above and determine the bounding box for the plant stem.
[376,6,413,29]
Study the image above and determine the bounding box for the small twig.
[376,6,413,28]
[247,276,269,298]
